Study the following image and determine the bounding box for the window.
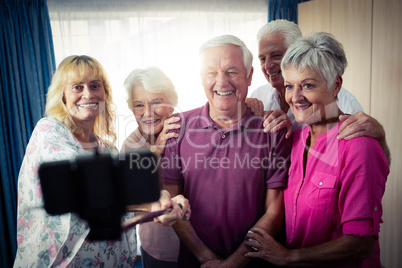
[48,0,268,148]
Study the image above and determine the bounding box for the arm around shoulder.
[338,112,391,166]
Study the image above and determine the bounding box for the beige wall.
[298,0,372,112]
[371,0,402,266]
[298,0,402,267]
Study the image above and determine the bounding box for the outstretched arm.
[125,190,190,227]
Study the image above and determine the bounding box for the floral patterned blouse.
[14,117,137,267]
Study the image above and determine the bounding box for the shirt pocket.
[306,171,337,208]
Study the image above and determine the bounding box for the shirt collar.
[301,121,341,145]
[198,102,262,130]
[198,102,214,128]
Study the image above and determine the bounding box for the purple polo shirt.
[162,102,291,265]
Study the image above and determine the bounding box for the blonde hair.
[45,55,116,146]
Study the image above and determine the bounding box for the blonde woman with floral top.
[14,55,188,268]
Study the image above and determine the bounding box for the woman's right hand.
[153,115,181,155]
[244,227,289,266]
[153,190,190,226]
[172,194,191,221]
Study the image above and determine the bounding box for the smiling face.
[131,87,173,136]
[284,66,341,126]
[258,33,288,92]
[64,71,105,125]
[201,45,252,119]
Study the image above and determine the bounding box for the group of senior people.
[14,19,389,268]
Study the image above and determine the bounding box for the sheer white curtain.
[47,0,268,148]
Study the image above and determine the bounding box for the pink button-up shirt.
[284,123,389,267]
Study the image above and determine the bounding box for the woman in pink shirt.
[245,32,389,267]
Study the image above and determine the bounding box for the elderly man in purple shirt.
[162,35,291,268]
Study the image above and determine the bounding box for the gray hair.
[199,34,253,77]
[257,19,302,49]
[281,32,347,89]
[124,66,178,110]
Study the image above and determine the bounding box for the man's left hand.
[338,112,385,140]
[338,112,391,165]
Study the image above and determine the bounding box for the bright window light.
[48,0,268,148]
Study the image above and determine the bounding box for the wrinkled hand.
[152,190,184,226]
[337,112,385,141]
[263,109,292,138]
[246,98,264,116]
[153,115,181,155]
[172,194,191,221]
[244,227,288,266]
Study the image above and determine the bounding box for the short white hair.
[199,34,253,77]
[124,66,178,110]
[281,32,347,89]
[257,19,302,49]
